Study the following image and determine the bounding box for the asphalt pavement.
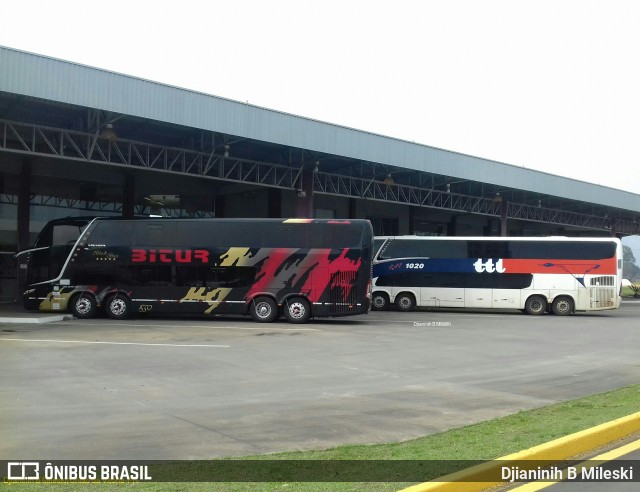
[1,301,639,461]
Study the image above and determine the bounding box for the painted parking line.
[363,315,515,323]
[0,338,230,348]
[115,323,321,331]
[507,438,640,491]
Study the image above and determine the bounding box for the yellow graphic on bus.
[39,290,75,311]
[220,247,253,266]
[180,287,233,314]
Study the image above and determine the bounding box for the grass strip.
[621,286,639,297]
[3,384,639,492]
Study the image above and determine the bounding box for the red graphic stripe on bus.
[299,249,362,303]
[501,258,617,275]
[244,248,362,304]
[244,248,296,300]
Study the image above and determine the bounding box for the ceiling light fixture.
[99,123,117,140]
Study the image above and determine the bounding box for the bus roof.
[376,235,621,244]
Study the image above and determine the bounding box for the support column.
[16,161,32,302]
[608,219,617,238]
[500,200,508,237]
[447,215,458,236]
[17,162,31,250]
[295,167,314,218]
[348,198,357,219]
[267,188,282,218]
[483,219,493,237]
[214,195,225,218]
[408,206,415,235]
[122,174,135,219]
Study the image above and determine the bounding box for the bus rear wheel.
[395,293,416,312]
[284,297,311,323]
[250,296,278,323]
[105,293,131,320]
[371,292,389,311]
[70,293,97,319]
[551,296,574,316]
[524,295,547,315]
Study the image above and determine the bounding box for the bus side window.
[265,226,307,248]
[130,266,172,286]
[204,267,257,288]
[468,241,507,258]
[174,266,259,289]
[134,222,177,247]
[52,224,86,246]
[176,266,204,288]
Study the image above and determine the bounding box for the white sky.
[2,0,640,194]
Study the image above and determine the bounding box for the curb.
[0,315,73,324]
[398,411,640,492]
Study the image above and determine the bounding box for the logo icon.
[473,258,506,273]
[7,462,40,481]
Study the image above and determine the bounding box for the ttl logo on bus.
[131,248,209,263]
[473,258,506,273]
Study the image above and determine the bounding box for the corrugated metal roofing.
[2,45,640,212]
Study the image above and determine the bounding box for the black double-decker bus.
[17,217,373,323]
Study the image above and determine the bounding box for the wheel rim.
[556,299,571,314]
[372,296,385,309]
[255,301,273,319]
[530,299,543,312]
[399,297,412,309]
[75,297,93,315]
[288,301,306,319]
[110,298,127,317]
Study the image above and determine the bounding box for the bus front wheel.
[371,292,389,311]
[70,293,97,319]
[524,295,547,315]
[250,296,278,323]
[284,297,311,323]
[395,293,416,312]
[105,293,131,320]
[551,296,574,316]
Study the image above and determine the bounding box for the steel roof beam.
[0,119,303,191]
[313,171,639,234]
[2,119,638,234]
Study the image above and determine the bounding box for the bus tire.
[105,293,131,320]
[524,295,547,315]
[250,296,278,323]
[551,296,574,316]
[395,292,416,312]
[371,292,389,311]
[284,297,311,323]
[70,292,97,319]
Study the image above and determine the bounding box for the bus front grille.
[589,276,617,309]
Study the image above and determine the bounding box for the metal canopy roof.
[1,45,640,234]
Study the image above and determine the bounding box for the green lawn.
[4,385,640,492]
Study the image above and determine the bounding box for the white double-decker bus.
[372,236,623,315]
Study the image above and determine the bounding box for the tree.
[622,245,640,282]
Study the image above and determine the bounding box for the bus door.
[419,281,438,307]
[127,263,177,315]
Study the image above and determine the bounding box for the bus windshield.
[20,217,93,285]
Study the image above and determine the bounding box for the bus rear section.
[21,218,373,323]
[371,236,622,315]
